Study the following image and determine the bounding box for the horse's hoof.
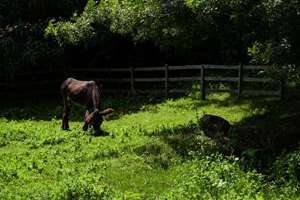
[93,130,102,136]
[62,126,69,131]
[82,125,88,131]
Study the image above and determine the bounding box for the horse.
[60,77,113,135]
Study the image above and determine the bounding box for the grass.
[1,92,300,199]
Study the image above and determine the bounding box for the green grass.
[1,93,300,199]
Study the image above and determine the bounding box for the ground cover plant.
[1,93,300,199]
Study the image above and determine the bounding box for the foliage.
[247,41,272,65]
[45,17,95,47]
[0,0,86,73]
[267,0,300,65]
[0,0,87,24]
[2,0,300,76]
[42,0,300,78]
[272,148,300,184]
[248,0,300,67]
[164,157,264,200]
[45,0,267,64]
[0,22,63,73]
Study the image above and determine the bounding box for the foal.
[61,78,113,134]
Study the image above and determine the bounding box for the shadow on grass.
[1,89,243,122]
[0,95,167,121]
[148,122,227,159]
[230,97,300,171]
[94,130,111,137]
[150,90,300,175]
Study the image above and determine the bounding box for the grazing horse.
[60,78,113,134]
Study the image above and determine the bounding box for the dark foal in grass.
[61,78,113,135]
[200,114,231,143]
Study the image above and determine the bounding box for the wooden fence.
[0,64,285,100]
[70,64,284,99]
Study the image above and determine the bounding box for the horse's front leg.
[83,110,89,131]
[62,98,71,130]
[92,122,101,136]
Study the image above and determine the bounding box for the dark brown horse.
[61,78,113,134]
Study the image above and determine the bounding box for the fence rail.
[0,64,285,100]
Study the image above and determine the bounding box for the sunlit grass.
[0,93,299,199]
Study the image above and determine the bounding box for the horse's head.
[84,108,114,130]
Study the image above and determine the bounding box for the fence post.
[200,65,206,100]
[165,64,168,98]
[238,63,243,97]
[130,67,136,95]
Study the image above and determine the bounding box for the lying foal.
[61,78,113,134]
[200,114,231,142]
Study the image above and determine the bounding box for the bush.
[164,155,265,200]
